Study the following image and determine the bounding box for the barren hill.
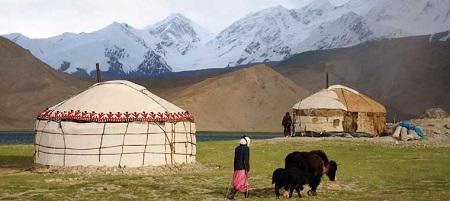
[166,64,310,132]
[274,35,450,121]
[0,36,92,130]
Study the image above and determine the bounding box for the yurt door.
[344,112,358,133]
[349,112,358,132]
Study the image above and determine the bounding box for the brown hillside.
[166,64,310,132]
[0,36,92,130]
[274,35,450,121]
[132,74,218,98]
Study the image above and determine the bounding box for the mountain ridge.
[3,0,450,78]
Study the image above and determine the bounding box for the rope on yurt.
[49,122,61,164]
[59,122,67,166]
[180,121,188,161]
[142,121,151,166]
[34,120,41,133]
[34,120,42,159]
[156,122,173,165]
[98,123,106,162]
[172,122,176,159]
[180,121,195,160]
[191,122,196,152]
[340,88,349,110]
[35,120,51,159]
[118,122,130,167]
[188,122,193,156]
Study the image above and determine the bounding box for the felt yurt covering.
[292,85,386,136]
[34,80,196,167]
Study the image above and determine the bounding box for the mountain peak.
[167,13,190,21]
[305,0,335,9]
[147,13,213,47]
[100,22,135,33]
[261,5,288,12]
[2,33,28,42]
[246,5,290,18]
[146,13,192,31]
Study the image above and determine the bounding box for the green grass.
[1,139,450,200]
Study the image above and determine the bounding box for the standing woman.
[282,112,292,137]
[227,136,251,199]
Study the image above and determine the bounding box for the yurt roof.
[37,80,193,122]
[293,85,386,113]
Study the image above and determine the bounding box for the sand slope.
[167,64,310,132]
[0,37,92,130]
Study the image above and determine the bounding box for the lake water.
[0,131,282,145]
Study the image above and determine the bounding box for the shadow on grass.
[210,187,274,199]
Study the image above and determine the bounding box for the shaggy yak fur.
[284,150,338,196]
[271,168,308,198]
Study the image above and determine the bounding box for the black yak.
[271,168,308,198]
[285,150,338,196]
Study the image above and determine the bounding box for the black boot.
[226,188,237,200]
[244,191,249,198]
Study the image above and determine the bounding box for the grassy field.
[1,138,450,200]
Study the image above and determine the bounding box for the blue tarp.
[399,121,426,139]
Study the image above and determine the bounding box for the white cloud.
[0,0,349,38]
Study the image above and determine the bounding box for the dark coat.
[282,115,292,126]
[234,144,250,171]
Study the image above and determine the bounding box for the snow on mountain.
[147,13,213,51]
[189,6,303,68]
[345,0,450,35]
[145,13,214,71]
[4,21,178,76]
[44,22,155,74]
[293,11,405,53]
[3,0,450,77]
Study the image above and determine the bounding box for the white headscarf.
[239,136,251,147]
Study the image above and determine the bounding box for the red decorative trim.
[37,109,194,123]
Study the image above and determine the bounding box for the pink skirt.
[231,170,249,192]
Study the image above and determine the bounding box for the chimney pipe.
[96,63,102,83]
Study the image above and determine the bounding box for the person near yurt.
[34,80,196,167]
[292,85,386,137]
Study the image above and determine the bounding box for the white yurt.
[34,80,196,167]
[292,85,386,136]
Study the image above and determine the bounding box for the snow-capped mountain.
[192,6,303,68]
[147,13,214,56]
[4,23,170,75]
[293,11,405,53]
[3,0,450,77]
[346,0,450,35]
[145,13,214,71]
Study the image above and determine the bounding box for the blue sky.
[0,0,349,38]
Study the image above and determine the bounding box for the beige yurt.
[34,80,196,167]
[292,85,386,136]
